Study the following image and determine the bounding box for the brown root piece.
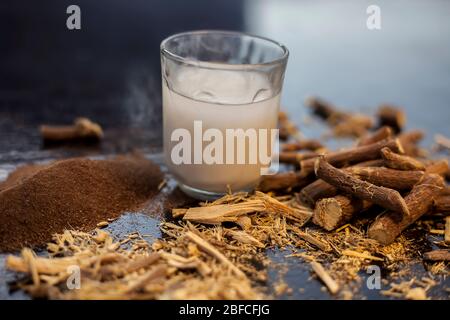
[332,115,373,138]
[298,160,385,206]
[425,159,449,177]
[422,249,450,262]
[279,151,321,166]
[299,139,404,178]
[305,97,347,124]
[313,195,371,231]
[377,105,406,134]
[349,167,425,191]
[278,111,300,140]
[381,147,425,171]
[314,157,410,216]
[357,126,393,146]
[257,172,314,192]
[298,179,338,207]
[397,130,425,156]
[299,165,421,207]
[368,174,445,245]
[282,139,324,152]
[40,117,103,141]
[433,196,450,214]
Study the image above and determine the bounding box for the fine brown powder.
[0,155,163,252]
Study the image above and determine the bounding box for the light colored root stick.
[381,147,425,171]
[314,157,410,216]
[368,174,445,245]
[310,261,340,295]
[341,250,384,262]
[445,217,450,244]
[22,248,40,286]
[40,117,103,141]
[422,249,450,262]
[299,139,404,178]
[181,200,265,225]
[125,265,167,293]
[289,226,331,252]
[185,231,247,279]
[180,193,312,226]
[357,126,393,146]
[6,253,83,275]
[313,196,371,231]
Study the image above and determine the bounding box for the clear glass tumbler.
[161,30,288,200]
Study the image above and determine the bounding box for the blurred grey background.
[0,0,449,157]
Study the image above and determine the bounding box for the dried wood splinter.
[310,261,340,295]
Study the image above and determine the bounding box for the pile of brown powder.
[0,155,163,252]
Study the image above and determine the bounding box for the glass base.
[178,183,254,201]
[178,183,227,201]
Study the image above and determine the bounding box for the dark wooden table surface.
[0,0,449,300]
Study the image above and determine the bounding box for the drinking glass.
[161,30,288,200]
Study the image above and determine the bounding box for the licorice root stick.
[314,157,410,216]
[368,174,445,245]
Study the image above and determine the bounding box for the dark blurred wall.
[0,1,244,129]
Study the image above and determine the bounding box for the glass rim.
[160,30,289,70]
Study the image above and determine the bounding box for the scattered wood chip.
[310,261,340,295]
[341,249,384,262]
[96,221,109,228]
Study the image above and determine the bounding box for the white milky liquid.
[163,68,280,193]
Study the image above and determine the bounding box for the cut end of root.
[313,198,342,231]
[368,225,393,246]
